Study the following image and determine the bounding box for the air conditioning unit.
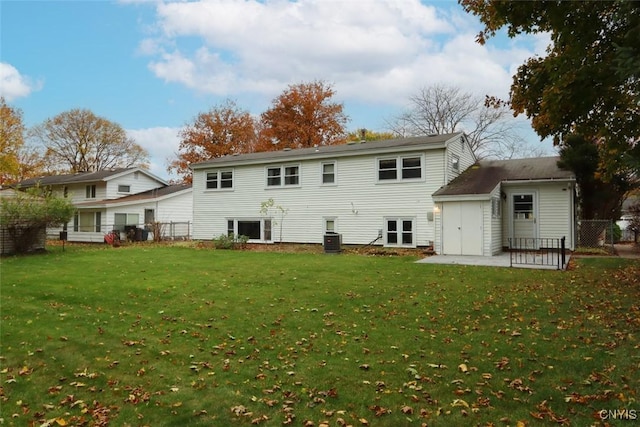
[323,233,342,254]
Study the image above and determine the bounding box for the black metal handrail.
[509,237,566,270]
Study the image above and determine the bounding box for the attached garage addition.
[433,157,576,256]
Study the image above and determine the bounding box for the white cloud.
[141,0,470,100]
[135,0,548,148]
[127,126,181,180]
[0,63,42,101]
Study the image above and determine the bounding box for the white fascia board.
[501,178,576,186]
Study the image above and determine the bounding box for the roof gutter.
[501,177,576,185]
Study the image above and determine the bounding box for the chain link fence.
[576,219,615,252]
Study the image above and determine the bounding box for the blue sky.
[1,0,554,180]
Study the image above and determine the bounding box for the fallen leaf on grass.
[369,405,391,416]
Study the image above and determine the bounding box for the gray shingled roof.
[191,133,463,168]
[16,168,141,187]
[74,183,192,207]
[433,156,575,198]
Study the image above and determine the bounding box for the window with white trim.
[114,213,139,232]
[73,211,101,232]
[378,156,422,181]
[227,218,273,241]
[384,218,416,247]
[118,184,131,193]
[206,169,233,190]
[85,184,96,198]
[451,155,460,172]
[324,217,337,233]
[284,166,299,185]
[266,165,300,187]
[321,161,336,185]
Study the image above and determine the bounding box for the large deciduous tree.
[257,81,349,151]
[387,84,545,159]
[0,97,26,185]
[0,97,44,185]
[169,100,257,183]
[32,109,149,173]
[558,135,632,221]
[460,0,640,173]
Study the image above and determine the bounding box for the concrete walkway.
[614,243,640,259]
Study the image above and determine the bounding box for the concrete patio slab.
[416,253,511,267]
[416,252,569,270]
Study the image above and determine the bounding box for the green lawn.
[1,245,638,426]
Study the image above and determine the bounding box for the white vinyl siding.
[502,183,574,250]
[193,151,445,247]
[105,172,165,200]
[489,186,503,255]
[445,134,476,183]
[537,183,575,250]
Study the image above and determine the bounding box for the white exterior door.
[512,193,538,242]
[442,202,483,255]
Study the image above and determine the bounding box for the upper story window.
[118,185,131,193]
[402,157,422,179]
[284,166,299,185]
[451,155,460,172]
[378,155,422,182]
[206,170,233,190]
[267,165,300,187]
[85,184,96,198]
[321,161,336,185]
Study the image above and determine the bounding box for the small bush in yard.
[212,233,248,249]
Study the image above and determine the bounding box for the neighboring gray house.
[432,157,576,255]
[16,168,192,242]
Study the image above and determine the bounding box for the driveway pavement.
[614,243,640,259]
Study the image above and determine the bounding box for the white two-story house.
[17,168,192,242]
[190,133,475,248]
